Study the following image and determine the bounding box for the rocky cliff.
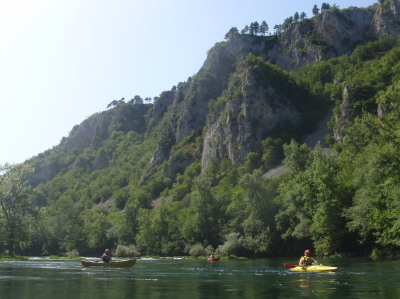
[201,59,302,170]
[28,1,400,185]
[267,1,400,71]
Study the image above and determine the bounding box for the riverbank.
[0,256,29,261]
[0,255,248,261]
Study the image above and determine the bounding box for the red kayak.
[207,257,219,261]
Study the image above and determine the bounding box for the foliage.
[278,143,354,255]
[225,27,239,40]
[217,232,246,256]
[12,18,400,258]
[0,164,36,257]
[240,170,279,255]
[115,244,140,257]
[66,249,80,257]
[261,137,284,171]
[188,243,210,257]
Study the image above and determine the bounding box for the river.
[0,257,399,298]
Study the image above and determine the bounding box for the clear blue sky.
[0,0,375,165]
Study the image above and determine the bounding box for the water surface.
[1,257,400,298]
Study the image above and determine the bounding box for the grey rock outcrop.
[334,84,352,142]
[147,1,400,177]
[201,62,300,169]
[162,5,393,119]
[267,1,400,71]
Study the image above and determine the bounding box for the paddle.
[283,263,338,269]
[284,263,298,269]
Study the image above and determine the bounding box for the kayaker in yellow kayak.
[299,249,319,267]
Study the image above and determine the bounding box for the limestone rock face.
[31,1,400,183]
[201,63,300,169]
[150,1,400,140]
[147,2,400,176]
[267,2,400,71]
[334,84,352,142]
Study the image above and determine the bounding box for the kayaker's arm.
[299,258,307,269]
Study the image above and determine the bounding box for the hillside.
[8,0,400,258]
[31,1,400,185]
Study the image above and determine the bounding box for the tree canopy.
[0,164,35,257]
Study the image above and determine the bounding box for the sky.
[0,0,376,165]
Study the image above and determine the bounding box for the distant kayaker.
[299,249,318,267]
[101,249,112,263]
[209,252,215,259]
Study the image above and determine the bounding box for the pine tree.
[253,21,260,35]
[249,22,255,35]
[225,27,239,40]
[294,12,300,23]
[321,2,331,12]
[273,24,282,35]
[260,21,269,36]
[312,4,319,15]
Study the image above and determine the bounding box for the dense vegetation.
[3,16,400,258]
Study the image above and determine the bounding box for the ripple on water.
[1,258,400,298]
[0,275,42,281]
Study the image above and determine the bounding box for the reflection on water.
[297,277,313,297]
[0,258,400,298]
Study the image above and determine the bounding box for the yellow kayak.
[289,265,338,272]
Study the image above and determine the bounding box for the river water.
[0,257,400,298]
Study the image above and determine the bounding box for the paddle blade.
[284,263,298,269]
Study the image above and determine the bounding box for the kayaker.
[299,249,318,267]
[209,252,215,259]
[101,249,112,263]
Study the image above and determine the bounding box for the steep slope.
[29,101,150,186]
[146,0,400,177]
[268,2,400,70]
[28,1,400,187]
[201,56,315,169]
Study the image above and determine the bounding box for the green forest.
[2,3,400,259]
